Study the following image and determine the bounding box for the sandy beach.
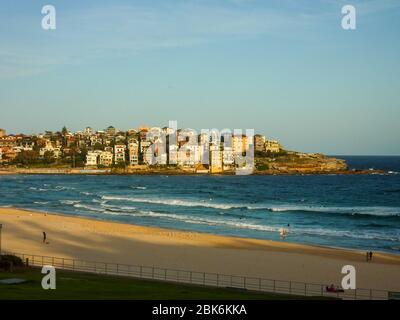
[1,207,399,291]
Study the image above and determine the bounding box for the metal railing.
[3,252,390,300]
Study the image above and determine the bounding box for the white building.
[129,141,139,166]
[223,147,234,169]
[99,151,113,167]
[254,134,266,152]
[114,144,126,164]
[39,141,61,159]
[177,144,200,167]
[210,145,222,173]
[168,144,178,165]
[84,127,93,136]
[86,151,99,166]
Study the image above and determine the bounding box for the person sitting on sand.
[326,284,334,292]
[326,284,344,293]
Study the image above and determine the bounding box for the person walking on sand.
[43,231,47,244]
[369,251,373,262]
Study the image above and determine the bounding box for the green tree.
[93,143,104,151]
[15,150,40,166]
[43,151,55,164]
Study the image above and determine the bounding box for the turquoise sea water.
[0,156,399,253]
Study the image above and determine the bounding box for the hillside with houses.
[0,126,348,175]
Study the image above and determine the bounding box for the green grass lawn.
[0,268,319,300]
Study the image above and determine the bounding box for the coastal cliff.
[255,151,349,175]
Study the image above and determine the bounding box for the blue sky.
[0,0,399,155]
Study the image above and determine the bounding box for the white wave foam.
[131,186,147,190]
[101,195,246,210]
[267,205,400,217]
[55,186,75,190]
[62,199,400,242]
[128,210,279,232]
[126,210,399,241]
[73,203,104,213]
[29,187,47,192]
[100,202,137,212]
[296,227,400,242]
[60,200,81,205]
[80,191,93,196]
[29,185,75,192]
[100,196,400,217]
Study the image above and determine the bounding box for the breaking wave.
[100,195,400,217]
[76,206,400,242]
[101,195,250,210]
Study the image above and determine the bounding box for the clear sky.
[0,0,399,155]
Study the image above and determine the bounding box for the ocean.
[1,156,399,254]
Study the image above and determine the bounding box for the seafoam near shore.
[1,208,400,292]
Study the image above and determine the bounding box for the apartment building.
[265,140,281,153]
[210,145,223,173]
[99,151,113,167]
[222,147,234,169]
[86,151,99,166]
[114,144,126,164]
[254,134,266,152]
[129,140,139,166]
